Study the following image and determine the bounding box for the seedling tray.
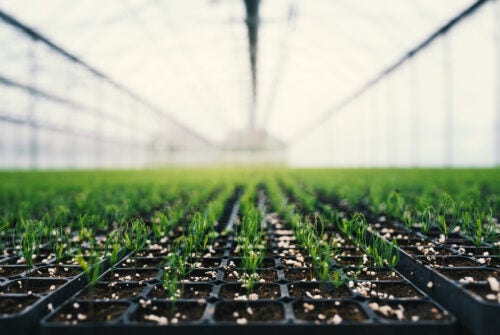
[40,203,457,335]
[365,220,500,335]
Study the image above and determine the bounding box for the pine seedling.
[76,251,101,320]
[104,231,122,280]
[420,206,435,234]
[18,219,42,285]
[163,271,181,306]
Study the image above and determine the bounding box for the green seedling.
[122,219,149,254]
[163,271,181,306]
[420,206,435,234]
[0,221,9,249]
[386,191,405,220]
[17,219,42,286]
[104,231,122,280]
[76,252,101,320]
[52,227,70,263]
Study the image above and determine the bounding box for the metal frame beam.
[289,0,492,144]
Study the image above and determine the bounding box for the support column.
[386,76,396,166]
[443,36,454,167]
[410,59,420,167]
[495,0,500,166]
[27,42,38,170]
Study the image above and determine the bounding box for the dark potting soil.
[437,268,498,282]
[0,296,39,314]
[288,282,351,299]
[335,247,365,257]
[0,278,67,294]
[218,283,281,300]
[214,301,285,322]
[0,266,26,278]
[223,269,277,283]
[402,246,456,256]
[187,257,221,268]
[129,301,206,324]
[187,269,220,282]
[0,257,23,265]
[352,268,402,281]
[476,256,500,267]
[418,256,479,267]
[148,283,213,299]
[395,238,428,247]
[438,239,479,247]
[284,268,315,281]
[334,256,363,266]
[30,266,83,278]
[226,257,276,268]
[77,282,146,300]
[48,301,129,323]
[279,257,314,268]
[464,283,500,302]
[370,301,452,321]
[117,257,163,269]
[102,268,159,282]
[292,300,367,322]
[370,282,423,298]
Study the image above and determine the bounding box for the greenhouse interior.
[0,1,499,335]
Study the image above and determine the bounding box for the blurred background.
[0,0,498,168]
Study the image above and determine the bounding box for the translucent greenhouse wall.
[288,0,499,167]
[0,13,211,169]
[0,1,499,169]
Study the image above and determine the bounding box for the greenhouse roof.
[0,0,476,144]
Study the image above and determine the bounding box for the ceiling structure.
[0,0,476,145]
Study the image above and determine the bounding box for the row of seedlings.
[353,189,499,335]
[275,176,458,335]
[39,182,233,332]
[0,182,187,335]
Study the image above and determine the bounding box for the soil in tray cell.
[30,265,83,278]
[437,268,499,283]
[369,300,452,322]
[102,268,159,282]
[77,282,146,300]
[187,269,219,282]
[117,257,163,269]
[130,300,206,324]
[476,256,500,268]
[0,278,67,294]
[293,300,367,323]
[394,238,428,247]
[352,282,422,299]
[457,246,499,257]
[136,248,170,258]
[187,257,221,268]
[417,256,479,267]
[279,256,314,268]
[0,265,27,278]
[219,283,281,300]
[226,257,276,268]
[335,247,365,257]
[223,269,277,283]
[334,256,363,266]
[148,283,213,299]
[464,283,500,303]
[437,238,479,247]
[0,296,40,315]
[214,301,285,323]
[347,267,402,281]
[48,301,129,324]
[284,268,315,281]
[288,282,351,299]
[402,246,456,256]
